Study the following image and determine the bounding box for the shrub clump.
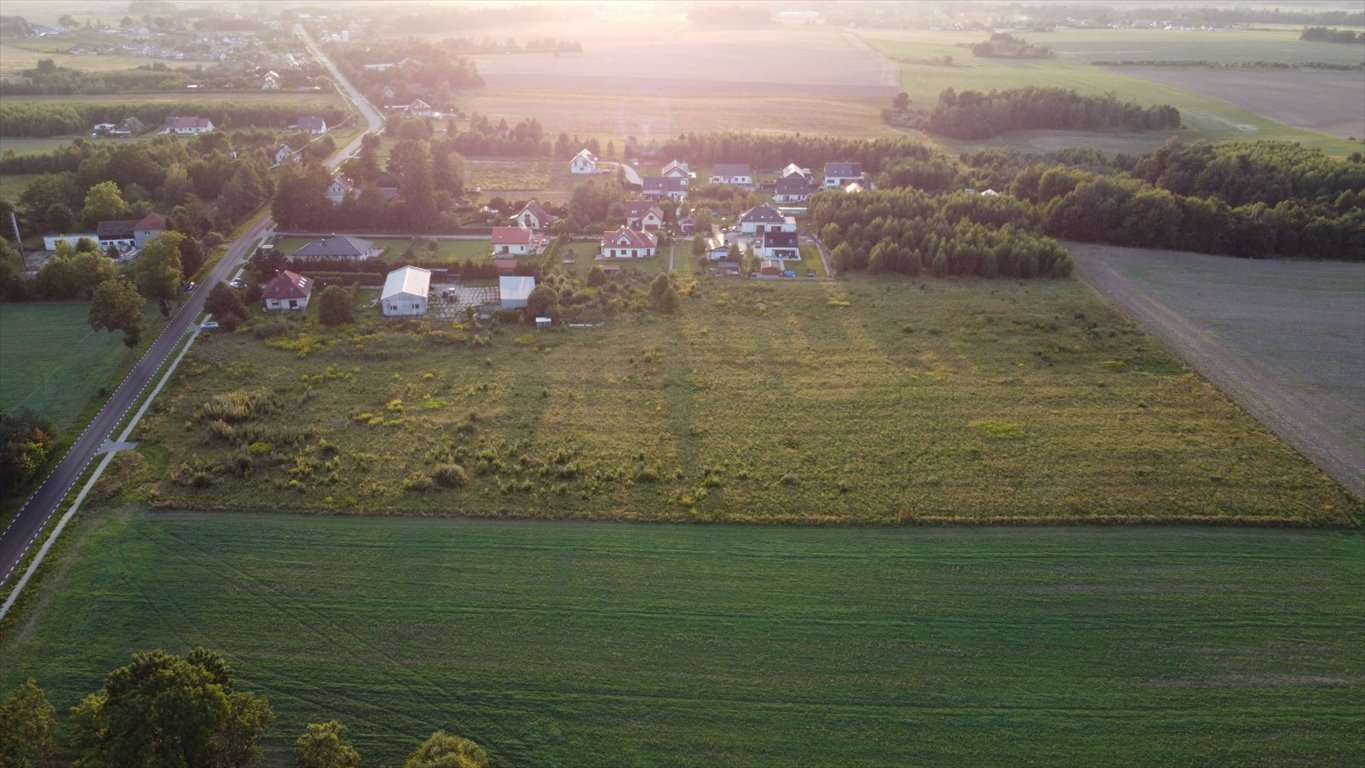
[432,463,469,488]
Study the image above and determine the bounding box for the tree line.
[448,113,548,157]
[808,188,1072,279]
[631,132,937,174]
[1090,59,1363,70]
[970,33,1053,59]
[0,100,348,138]
[0,648,490,768]
[1300,27,1365,44]
[1,59,191,96]
[925,87,1181,140]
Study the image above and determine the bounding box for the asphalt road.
[0,25,381,589]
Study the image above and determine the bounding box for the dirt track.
[1070,242,1364,498]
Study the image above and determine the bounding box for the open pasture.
[1070,243,1365,498]
[135,276,1358,525]
[0,42,196,75]
[2,509,1361,767]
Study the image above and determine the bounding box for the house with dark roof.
[759,230,800,260]
[738,204,795,234]
[263,270,314,311]
[297,116,328,135]
[511,200,559,231]
[823,162,864,189]
[774,173,815,204]
[677,212,697,236]
[642,176,687,202]
[292,235,381,261]
[598,227,657,259]
[623,201,665,231]
[96,212,167,251]
[163,116,214,135]
[709,163,753,186]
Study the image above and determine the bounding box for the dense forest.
[0,100,347,138]
[809,189,1072,279]
[925,87,1181,140]
[970,33,1052,59]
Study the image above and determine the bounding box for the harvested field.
[1070,243,1365,497]
[1114,68,1365,139]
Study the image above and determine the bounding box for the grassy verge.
[1,508,1361,767]
[133,275,1359,525]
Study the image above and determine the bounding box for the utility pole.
[8,211,27,271]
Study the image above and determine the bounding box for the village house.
[704,234,729,261]
[499,275,536,309]
[623,201,665,231]
[774,173,815,204]
[569,148,598,175]
[598,227,657,259]
[95,212,167,252]
[492,226,548,256]
[759,230,800,260]
[781,163,812,180]
[296,116,328,135]
[382,266,431,317]
[677,212,697,236]
[325,176,357,203]
[738,204,796,235]
[642,176,687,202]
[272,145,297,165]
[117,116,145,136]
[263,270,313,311]
[823,162,864,189]
[661,160,692,179]
[510,200,558,231]
[163,116,214,135]
[293,234,381,261]
[258,70,281,89]
[709,163,753,186]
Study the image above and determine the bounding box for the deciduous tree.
[133,231,185,315]
[81,180,129,228]
[0,677,57,768]
[403,731,488,768]
[88,277,145,349]
[318,285,353,326]
[296,721,361,768]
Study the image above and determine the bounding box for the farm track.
[1071,243,1365,499]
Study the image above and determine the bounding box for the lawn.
[131,275,1359,525]
[1,507,1361,767]
[0,301,160,431]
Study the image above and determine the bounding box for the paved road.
[0,24,381,589]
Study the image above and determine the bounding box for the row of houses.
[567,149,865,203]
[261,267,535,316]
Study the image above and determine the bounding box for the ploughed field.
[133,276,1359,525]
[2,508,1361,766]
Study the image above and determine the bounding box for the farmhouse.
[492,226,548,256]
[263,270,313,311]
[325,176,357,203]
[709,163,753,186]
[642,176,687,202]
[569,148,598,175]
[293,234,381,262]
[623,201,665,231]
[760,230,800,260]
[738,204,796,234]
[823,162,864,189]
[382,266,431,317]
[510,200,558,231]
[661,159,692,179]
[296,116,328,135]
[499,275,536,309]
[163,116,214,135]
[599,227,657,259]
[774,173,815,204]
[96,212,167,251]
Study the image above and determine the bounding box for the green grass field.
[132,276,1359,525]
[0,301,159,430]
[0,172,36,203]
[2,507,1361,766]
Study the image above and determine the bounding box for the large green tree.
[0,237,28,300]
[403,731,488,768]
[88,277,145,349]
[0,678,57,768]
[317,285,353,326]
[295,721,361,768]
[204,281,247,330]
[81,181,130,228]
[133,231,185,315]
[35,244,117,300]
[220,162,266,220]
[70,647,273,768]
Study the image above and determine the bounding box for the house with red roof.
[598,227,657,260]
[623,201,665,231]
[511,200,559,232]
[263,270,314,312]
[491,226,548,256]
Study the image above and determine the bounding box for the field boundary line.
[0,324,203,620]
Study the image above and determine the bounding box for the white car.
[200,320,219,330]
[229,278,243,288]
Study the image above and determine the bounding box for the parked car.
[229,278,243,288]
[200,320,219,330]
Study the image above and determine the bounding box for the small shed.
[499,275,536,309]
[759,259,784,276]
[382,266,431,317]
[535,317,552,330]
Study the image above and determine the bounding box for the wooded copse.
[970,33,1053,59]
[0,100,348,137]
[808,189,1073,279]
[925,87,1181,140]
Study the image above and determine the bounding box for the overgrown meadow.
[129,276,1359,525]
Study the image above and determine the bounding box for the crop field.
[0,301,161,431]
[859,32,1363,155]
[131,275,1358,524]
[1070,242,1365,499]
[1,508,1361,766]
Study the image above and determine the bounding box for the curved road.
[0,25,382,590]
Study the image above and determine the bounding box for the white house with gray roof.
[293,234,382,262]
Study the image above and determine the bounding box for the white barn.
[382,266,431,317]
[499,276,536,309]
